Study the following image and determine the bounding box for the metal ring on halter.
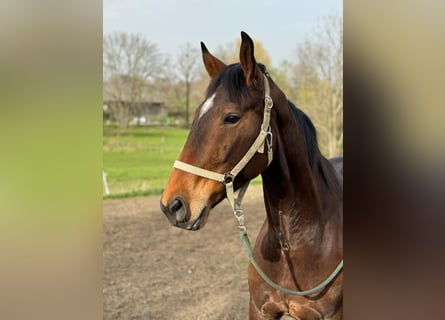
[223,172,235,184]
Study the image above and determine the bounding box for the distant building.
[103,100,168,125]
[103,78,169,126]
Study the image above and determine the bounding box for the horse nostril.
[170,198,182,212]
[169,198,187,223]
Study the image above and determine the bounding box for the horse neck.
[261,97,339,248]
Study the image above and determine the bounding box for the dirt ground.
[103,185,267,320]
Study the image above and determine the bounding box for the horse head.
[160,32,278,230]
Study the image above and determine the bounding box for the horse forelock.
[206,63,248,101]
[205,63,268,107]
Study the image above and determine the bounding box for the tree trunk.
[185,80,190,127]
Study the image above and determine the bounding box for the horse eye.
[222,113,241,124]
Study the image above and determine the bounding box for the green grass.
[103,126,188,198]
[103,126,262,199]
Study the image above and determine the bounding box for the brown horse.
[161,32,343,320]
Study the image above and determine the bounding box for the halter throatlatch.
[172,74,343,296]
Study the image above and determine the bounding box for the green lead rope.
[240,229,343,296]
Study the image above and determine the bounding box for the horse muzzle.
[160,196,209,231]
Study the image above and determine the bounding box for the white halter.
[173,74,273,228]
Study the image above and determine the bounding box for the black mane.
[288,101,342,196]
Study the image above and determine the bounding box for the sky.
[104,0,342,67]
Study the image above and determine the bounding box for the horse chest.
[254,292,341,320]
[253,295,342,320]
[259,296,322,319]
[248,241,343,320]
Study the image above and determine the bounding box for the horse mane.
[288,101,342,197]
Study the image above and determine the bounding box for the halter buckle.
[266,126,273,150]
[234,208,245,229]
[266,126,273,165]
[265,96,273,109]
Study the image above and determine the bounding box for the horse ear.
[239,31,259,86]
[201,42,226,78]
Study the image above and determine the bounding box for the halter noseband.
[173,73,274,227]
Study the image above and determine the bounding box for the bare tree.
[295,15,343,157]
[214,41,236,63]
[176,42,199,126]
[214,38,272,66]
[103,32,166,128]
